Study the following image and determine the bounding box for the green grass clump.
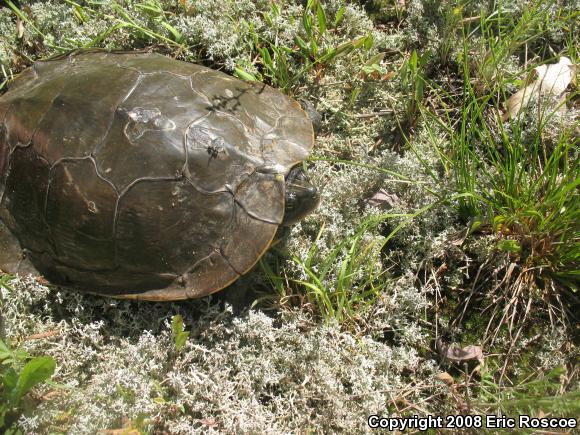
[234,0,373,93]
[416,3,578,340]
[425,70,578,280]
[262,219,388,325]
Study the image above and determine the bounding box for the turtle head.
[283,166,320,226]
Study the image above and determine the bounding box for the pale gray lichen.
[2,279,437,434]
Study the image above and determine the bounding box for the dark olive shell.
[0,51,314,300]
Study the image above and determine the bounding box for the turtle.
[0,50,319,301]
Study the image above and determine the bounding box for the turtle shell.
[0,51,314,301]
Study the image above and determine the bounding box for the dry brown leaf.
[445,344,483,362]
[435,372,455,386]
[436,338,484,363]
[367,189,399,210]
[503,57,576,121]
